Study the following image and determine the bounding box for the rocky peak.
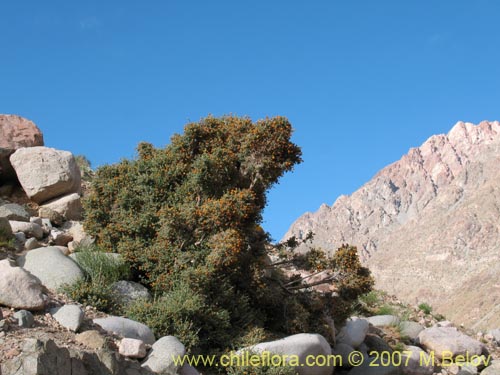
[284,121,500,330]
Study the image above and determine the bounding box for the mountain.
[284,121,500,330]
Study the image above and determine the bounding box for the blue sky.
[1,1,499,241]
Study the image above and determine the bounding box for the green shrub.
[62,279,118,312]
[418,303,433,315]
[83,115,373,352]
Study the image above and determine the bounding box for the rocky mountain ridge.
[284,121,500,330]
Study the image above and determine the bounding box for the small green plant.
[392,342,406,352]
[61,243,131,312]
[418,303,433,315]
[71,243,130,284]
[376,304,396,316]
[359,291,380,307]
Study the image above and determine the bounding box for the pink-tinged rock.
[119,338,147,359]
[0,115,44,181]
[9,147,81,203]
[0,115,44,149]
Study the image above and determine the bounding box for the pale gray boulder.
[50,305,84,332]
[93,316,155,345]
[18,246,84,290]
[40,193,83,221]
[10,146,81,203]
[142,336,186,374]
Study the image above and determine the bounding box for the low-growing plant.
[376,304,396,316]
[62,243,131,312]
[418,303,433,315]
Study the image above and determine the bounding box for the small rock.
[0,203,30,222]
[119,338,147,359]
[13,310,35,328]
[75,330,107,350]
[9,220,43,239]
[399,321,425,342]
[50,305,84,332]
[24,237,40,251]
[365,315,401,327]
[39,206,64,226]
[30,217,43,226]
[50,229,73,246]
[93,316,155,345]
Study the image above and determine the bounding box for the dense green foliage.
[83,115,373,352]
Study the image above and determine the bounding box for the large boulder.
[17,246,84,290]
[10,146,81,204]
[481,360,500,375]
[142,336,186,374]
[0,259,48,310]
[336,317,370,348]
[418,327,484,359]
[399,321,425,343]
[40,193,83,221]
[0,115,44,182]
[366,315,400,328]
[244,333,333,375]
[93,316,156,345]
[401,346,434,375]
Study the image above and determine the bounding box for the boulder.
[336,317,370,348]
[0,115,44,182]
[0,259,47,310]
[93,316,155,345]
[364,334,393,354]
[119,338,147,359]
[40,193,83,221]
[9,220,43,239]
[18,247,84,290]
[401,346,434,375]
[142,336,186,374]
[480,360,500,375]
[366,315,401,327]
[332,343,355,368]
[245,333,333,375]
[0,203,30,222]
[399,321,425,342]
[111,280,152,306]
[10,146,81,203]
[50,305,84,332]
[348,358,401,375]
[418,327,484,359]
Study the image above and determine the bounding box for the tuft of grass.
[61,243,131,313]
[376,304,396,316]
[359,291,380,307]
[71,242,130,283]
[418,303,433,315]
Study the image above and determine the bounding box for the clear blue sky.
[1,1,499,241]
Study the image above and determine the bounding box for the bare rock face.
[0,115,44,181]
[284,121,500,330]
[9,147,81,204]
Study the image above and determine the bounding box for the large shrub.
[83,115,372,351]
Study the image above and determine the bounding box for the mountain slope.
[284,121,500,330]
